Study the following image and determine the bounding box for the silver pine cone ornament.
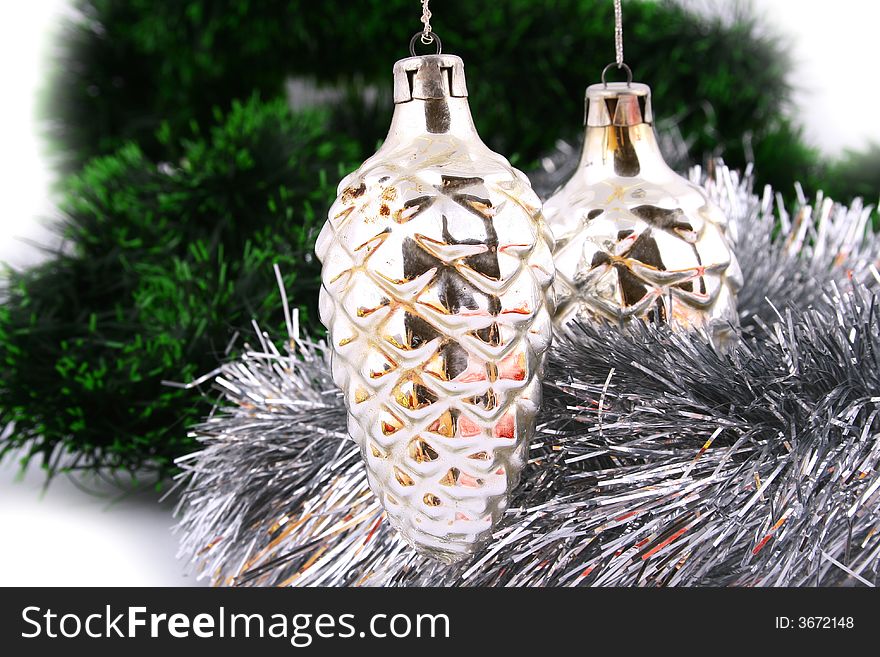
[315,53,555,562]
[544,81,742,345]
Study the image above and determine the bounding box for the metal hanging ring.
[409,31,442,56]
[601,62,633,87]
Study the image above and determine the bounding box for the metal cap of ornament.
[544,1,742,348]
[314,2,555,563]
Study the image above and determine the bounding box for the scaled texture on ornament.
[315,54,555,563]
[544,82,741,346]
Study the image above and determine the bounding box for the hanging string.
[613,0,624,68]
[409,0,442,55]
[602,0,632,85]
[420,0,433,44]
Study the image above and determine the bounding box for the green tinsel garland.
[0,97,356,479]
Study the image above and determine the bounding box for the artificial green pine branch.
[1,97,357,479]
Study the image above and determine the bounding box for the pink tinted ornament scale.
[315,53,555,563]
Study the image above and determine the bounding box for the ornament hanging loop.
[601,61,633,87]
[409,31,442,56]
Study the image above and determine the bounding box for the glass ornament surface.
[544,82,741,346]
[315,54,555,563]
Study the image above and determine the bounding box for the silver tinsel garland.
[173,161,880,587]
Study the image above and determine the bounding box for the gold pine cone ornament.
[544,81,741,346]
[315,54,555,562]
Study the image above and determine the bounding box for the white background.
[0,1,878,586]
